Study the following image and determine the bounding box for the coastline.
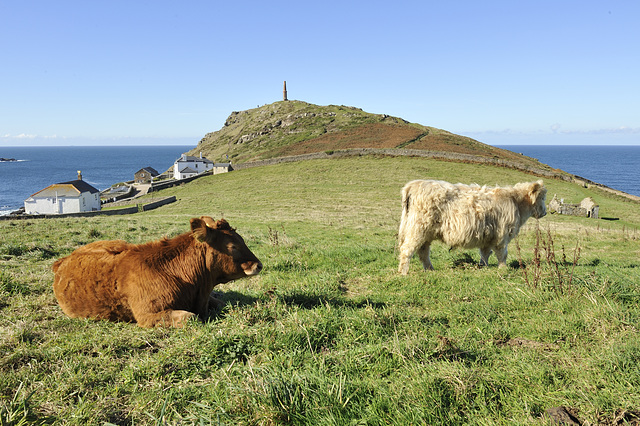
[2,145,639,217]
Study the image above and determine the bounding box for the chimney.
[77,170,82,180]
[283,80,288,101]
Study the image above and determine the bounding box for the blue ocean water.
[0,145,192,215]
[497,145,640,198]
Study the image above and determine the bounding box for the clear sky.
[2,0,639,147]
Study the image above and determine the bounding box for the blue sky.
[2,0,639,146]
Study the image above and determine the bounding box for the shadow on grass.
[279,292,387,310]
[451,252,477,268]
[213,290,387,311]
[430,336,479,364]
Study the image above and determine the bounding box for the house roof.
[213,163,232,167]
[176,155,213,164]
[30,179,100,198]
[136,167,159,176]
[178,166,198,174]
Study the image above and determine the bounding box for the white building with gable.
[24,171,101,215]
[173,153,214,179]
[173,153,232,179]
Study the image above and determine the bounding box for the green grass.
[1,156,639,424]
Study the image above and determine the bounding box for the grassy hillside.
[1,157,639,424]
[190,101,552,174]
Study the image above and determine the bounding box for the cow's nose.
[242,260,263,275]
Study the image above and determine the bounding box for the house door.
[58,197,63,214]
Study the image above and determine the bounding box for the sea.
[497,145,640,198]
[0,145,192,215]
[1,145,639,216]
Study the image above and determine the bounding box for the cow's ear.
[529,180,545,200]
[211,218,233,231]
[190,218,210,242]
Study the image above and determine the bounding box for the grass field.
[1,156,639,425]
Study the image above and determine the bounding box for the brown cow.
[52,216,262,327]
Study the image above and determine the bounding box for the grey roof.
[176,155,213,164]
[136,167,159,176]
[57,179,100,194]
[178,166,198,174]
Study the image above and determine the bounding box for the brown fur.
[52,217,262,327]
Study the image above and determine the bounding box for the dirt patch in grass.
[270,123,424,157]
[501,337,560,351]
[268,122,546,171]
[405,133,537,163]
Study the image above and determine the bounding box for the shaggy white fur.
[398,179,547,274]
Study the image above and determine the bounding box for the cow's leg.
[134,309,196,328]
[398,235,424,275]
[479,247,493,266]
[495,245,509,268]
[417,242,434,271]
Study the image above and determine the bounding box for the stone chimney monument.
[283,81,288,101]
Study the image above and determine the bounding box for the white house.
[24,171,101,215]
[173,153,215,179]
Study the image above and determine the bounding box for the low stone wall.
[148,172,211,192]
[1,196,176,221]
[233,148,570,180]
[234,148,640,202]
[548,195,600,219]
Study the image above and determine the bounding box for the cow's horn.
[201,216,217,228]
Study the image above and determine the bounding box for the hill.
[188,100,554,173]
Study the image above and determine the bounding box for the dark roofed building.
[135,167,160,184]
[24,171,101,215]
[173,153,215,179]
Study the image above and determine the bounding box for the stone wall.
[548,195,599,219]
[1,196,176,221]
[233,148,570,180]
[233,148,639,203]
[147,172,211,193]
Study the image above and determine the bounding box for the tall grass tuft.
[516,222,581,292]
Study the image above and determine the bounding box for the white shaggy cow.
[397,179,547,274]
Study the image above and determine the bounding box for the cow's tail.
[398,185,412,247]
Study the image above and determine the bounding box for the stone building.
[548,194,599,219]
[134,167,159,184]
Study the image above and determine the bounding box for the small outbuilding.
[134,167,159,184]
[212,162,233,175]
[548,194,599,219]
[24,171,101,215]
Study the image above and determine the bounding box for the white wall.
[24,192,100,215]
